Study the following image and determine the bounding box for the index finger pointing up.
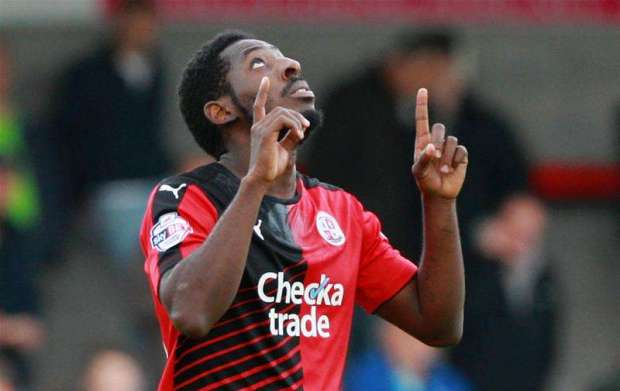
[415,88,430,140]
[253,77,270,123]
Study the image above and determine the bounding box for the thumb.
[412,143,436,177]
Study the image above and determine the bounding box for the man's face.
[117,9,159,51]
[390,51,453,99]
[220,39,316,122]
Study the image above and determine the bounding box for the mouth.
[288,81,315,99]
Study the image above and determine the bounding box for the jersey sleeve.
[355,205,417,313]
[139,181,218,302]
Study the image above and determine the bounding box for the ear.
[204,97,237,126]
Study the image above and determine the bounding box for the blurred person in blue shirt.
[345,319,471,391]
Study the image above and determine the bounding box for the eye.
[250,58,265,70]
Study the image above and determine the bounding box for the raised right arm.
[160,177,268,338]
[160,77,308,338]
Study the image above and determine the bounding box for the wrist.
[421,193,457,208]
[240,175,270,196]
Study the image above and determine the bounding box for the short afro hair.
[178,31,254,158]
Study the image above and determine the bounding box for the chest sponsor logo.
[150,212,193,252]
[315,211,345,246]
[258,272,344,338]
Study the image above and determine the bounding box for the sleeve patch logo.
[150,212,193,252]
[316,211,346,246]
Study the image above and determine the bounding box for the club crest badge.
[150,212,193,252]
[315,211,345,246]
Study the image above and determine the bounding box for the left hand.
[412,88,468,199]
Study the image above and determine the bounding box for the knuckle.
[279,114,293,123]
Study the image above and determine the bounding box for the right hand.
[246,77,309,186]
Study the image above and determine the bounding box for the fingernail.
[435,151,442,158]
[441,164,450,173]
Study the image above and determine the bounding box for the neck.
[116,43,142,58]
[383,70,421,101]
[219,148,298,200]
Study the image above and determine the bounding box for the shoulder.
[149,163,239,214]
[147,164,216,211]
[299,174,369,228]
[58,48,111,88]
[300,174,342,192]
[141,166,223,250]
[462,93,515,133]
[74,45,111,69]
[300,174,362,207]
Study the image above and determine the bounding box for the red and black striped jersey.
[139,163,417,390]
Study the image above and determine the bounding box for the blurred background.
[0,1,619,390]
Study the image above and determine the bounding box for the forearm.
[416,195,465,340]
[162,177,267,337]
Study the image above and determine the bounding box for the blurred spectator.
[305,29,558,391]
[345,319,471,391]
[461,194,556,391]
[0,313,45,388]
[0,357,16,391]
[0,39,45,390]
[81,348,146,391]
[44,0,170,260]
[39,1,171,385]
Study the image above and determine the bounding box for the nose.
[279,57,301,81]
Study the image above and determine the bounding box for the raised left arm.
[376,88,467,346]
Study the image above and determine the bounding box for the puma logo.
[159,183,187,199]
[254,219,264,240]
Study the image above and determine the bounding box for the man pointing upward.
[140,31,468,390]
